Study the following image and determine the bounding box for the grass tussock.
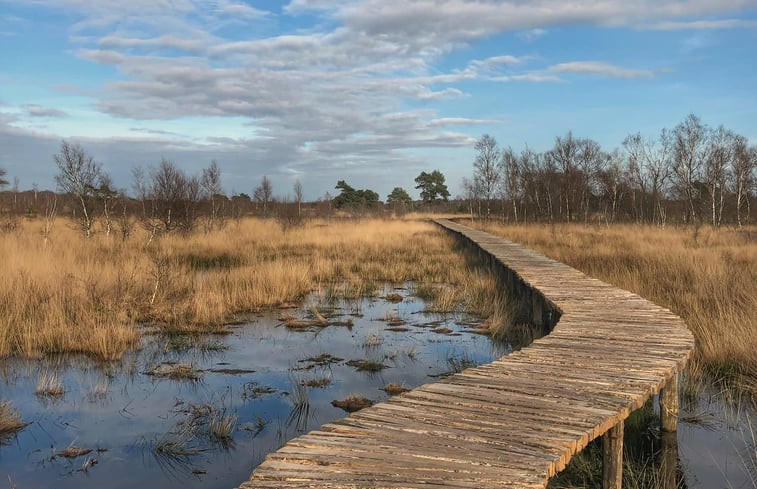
[362,334,383,347]
[385,293,403,303]
[474,221,757,400]
[288,375,311,409]
[0,218,506,360]
[35,371,65,398]
[302,376,331,388]
[346,359,387,372]
[382,383,411,395]
[298,353,343,367]
[208,410,237,443]
[0,401,27,442]
[146,363,203,381]
[331,395,374,413]
[281,306,355,329]
[155,401,237,459]
[54,445,93,459]
[446,352,477,374]
[155,422,204,458]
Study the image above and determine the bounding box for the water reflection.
[0,287,510,489]
[678,391,756,489]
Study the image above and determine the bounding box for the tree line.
[0,142,453,237]
[2,113,753,236]
[467,114,756,227]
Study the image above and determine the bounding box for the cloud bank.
[1,0,754,196]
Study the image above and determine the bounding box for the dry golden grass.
[0,401,26,440]
[331,395,374,413]
[0,217,503,360]
[472,221,757,398]
[35,371,65,397]
[382,383,411,395]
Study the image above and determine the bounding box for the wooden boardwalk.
[238,219,695,489]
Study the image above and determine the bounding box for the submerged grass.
[35,371,65,398]
[302,376,331,388]
[474,221,757,401]
[346,359,387,372]
[0,218,508,360]
[208,409,237,444]
[154,399,237,462]
[146,363,203,381]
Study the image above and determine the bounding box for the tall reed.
[0,217,504,360]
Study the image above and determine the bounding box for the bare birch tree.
[546,132,581,222]
[623,130,673,225]
[597,150,625,225]
[294,179,304,217]
[731,136,756,227]
[201,160,224,231]
[673,114,707,223]
[500,147,521,222]
[576,137,604,224]
[704,126,733,226]
[253,176,273,216]
[54,141,104,237]
[473,134,501,219]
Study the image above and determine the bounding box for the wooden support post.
[532,293,543,329]
[520,286,530,322]
[602,422,624,489]
[659,432,679,489]
[660,372,679,433]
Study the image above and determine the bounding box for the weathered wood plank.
[236,219,695,489]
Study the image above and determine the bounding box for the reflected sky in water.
[0,287,510,489]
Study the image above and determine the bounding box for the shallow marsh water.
[1,287,754,489]
[678,392,756,489]
[0,288,510,489]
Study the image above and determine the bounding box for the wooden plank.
[236,219,695,489]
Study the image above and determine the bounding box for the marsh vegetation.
[0,402,26,444]
[0,211,525,487]
[0,218,512,361]
[0,286,510,488]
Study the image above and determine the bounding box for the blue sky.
[1,0,756,199]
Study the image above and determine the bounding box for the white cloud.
[129,127,183,137]
[216,3,269,18]
[548,61,655,79]
[24,104,70,118]
[469,55,523,69]
[309,0,755,44]
[508,73,563,83]
[428,117,498,126]
[3,0,752,193]
[517,28,548,41]
[642,18,757,30]
[99,34,207,53]
[415,87,466,100]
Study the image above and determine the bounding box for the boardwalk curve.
[238,219,695,489]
